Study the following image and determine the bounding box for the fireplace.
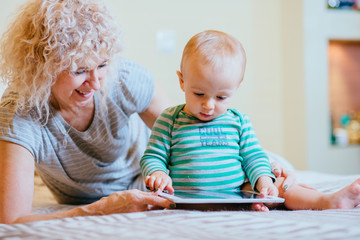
[329,39,360,145]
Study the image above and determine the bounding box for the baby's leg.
[275,177,360,210]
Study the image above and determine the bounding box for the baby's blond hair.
[0,0,121,122]
[180,30,246,82]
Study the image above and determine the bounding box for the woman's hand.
[84,189,175,215]
[270,161,296,191]
[145,171,174,194]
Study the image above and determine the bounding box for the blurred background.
[1,0,360,174]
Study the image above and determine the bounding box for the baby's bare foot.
[251,203,269,212]
[328,178,360,209]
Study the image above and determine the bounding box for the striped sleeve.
[235,111,275,190]
[140,106,178,177]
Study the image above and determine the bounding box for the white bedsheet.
[1,171,359,240]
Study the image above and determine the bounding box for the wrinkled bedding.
[1,171,359,240]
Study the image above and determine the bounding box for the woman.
[0,0,292,224]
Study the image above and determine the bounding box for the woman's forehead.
[75,56,107,69]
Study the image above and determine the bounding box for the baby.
[140,30,360,211]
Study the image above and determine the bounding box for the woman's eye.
[194,93,204,96]
[98,62,107,68]
[74,70,86,75]
[217,96,227,100]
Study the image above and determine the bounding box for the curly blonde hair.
[0,0,121,122]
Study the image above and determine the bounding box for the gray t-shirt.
[0,59,153,204]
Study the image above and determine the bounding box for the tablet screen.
[159,190,284,204]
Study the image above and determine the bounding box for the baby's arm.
[140,107,177,193]
[145,171,174,194]
[255,176,279,197]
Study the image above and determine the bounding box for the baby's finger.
[154,177,163,192]
[164,184,175,194]
[158,179,170,193]
[145,176,150,186]
[146,176,156,190]
[260,187,269,196]
[270,186,279,197]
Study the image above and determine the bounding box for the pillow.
[265,150,295,171]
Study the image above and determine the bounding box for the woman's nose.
[88,69,101,90]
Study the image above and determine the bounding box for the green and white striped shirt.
[140,104,274,191]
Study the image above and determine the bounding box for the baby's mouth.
[200,112,212,117]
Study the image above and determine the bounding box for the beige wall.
[0,0,301,170]
[303,0,360,174]
[3,0,359,173]
[281,1,307,170]
[107,0,286,161]
[0,0,286,158]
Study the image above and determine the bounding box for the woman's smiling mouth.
[75,89,93,97]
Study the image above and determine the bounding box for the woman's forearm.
[12,189,173,224]
[13,206,87,224]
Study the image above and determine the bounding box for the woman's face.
[50,59,108,110]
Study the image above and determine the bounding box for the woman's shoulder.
[0,88,45,124]
[105,58,155,115]
[0,99,42,131]
[111,58,153,83]
[0,89,19,109]
[106,58,154,95]
[0,91,43,159]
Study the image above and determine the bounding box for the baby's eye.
[217,96,227,100]
[194,93,204,97]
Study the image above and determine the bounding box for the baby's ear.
[176,70,183,80]
[177,71,185,91]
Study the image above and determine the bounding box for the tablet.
[159,190,285,204]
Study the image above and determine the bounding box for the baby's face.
[178,59,243,121]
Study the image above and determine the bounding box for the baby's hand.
[253,176,279,212]
[256,176,279,197]
[145,171,174,194]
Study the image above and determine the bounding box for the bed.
[0,170,359,240]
